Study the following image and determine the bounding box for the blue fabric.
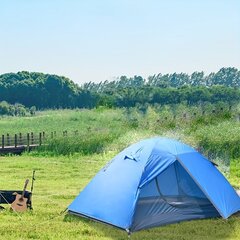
[68,137,240,231]
[177,152,240,218]
[68,139,154,229]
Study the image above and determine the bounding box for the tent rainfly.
[68,137,240,233]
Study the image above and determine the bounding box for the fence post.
[31,132,34,145]
[7,133,10,146]
[27,133,30,151]
[39,132,42,146]
[2,135,4,149]
[42,131,45,141]
[51,132,53,139]
[19,133,22,145]
[14,134,17,148]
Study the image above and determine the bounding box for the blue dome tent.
[68,137,240,233]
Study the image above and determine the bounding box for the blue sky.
[0,0,239,84]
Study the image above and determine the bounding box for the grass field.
[0,109,127,135]
[0,107,239,239]
[0,154,239,240]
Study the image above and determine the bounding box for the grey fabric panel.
[131,196,220,232]
[131,161,220,232]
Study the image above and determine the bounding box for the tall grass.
[0,105,239,160]
[194,121,240,158]
[0,108,126,135]
[229,159,240,189]
[40,130,122,156]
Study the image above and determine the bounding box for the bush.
[0,101,36,117]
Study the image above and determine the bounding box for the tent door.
[130,161,220,232]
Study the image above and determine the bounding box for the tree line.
[0,67,239,113]
[83,67,240,91]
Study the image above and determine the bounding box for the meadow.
[0,106,239,239]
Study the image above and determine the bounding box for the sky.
[0,0,239,84]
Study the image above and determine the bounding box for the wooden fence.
[0,130,79,155]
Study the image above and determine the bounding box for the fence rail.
[0,130,79,155]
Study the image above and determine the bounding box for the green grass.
[0,107,239,239]
[0,154,239,240]
[0,108,128,135]
[193,121,240,158]
[230,159,240,189]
